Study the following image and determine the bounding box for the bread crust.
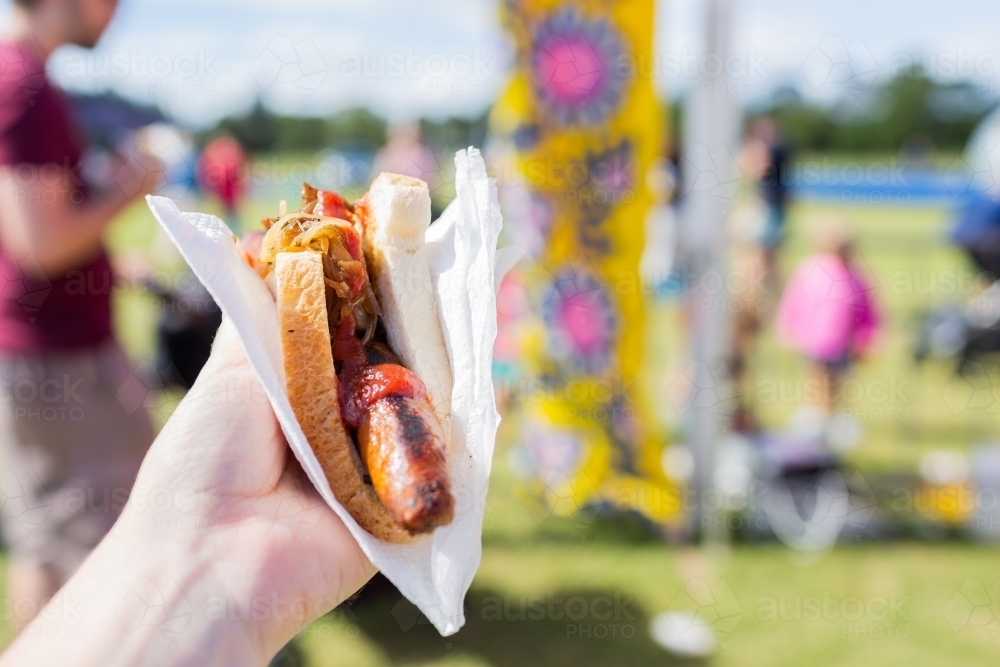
[276,251,415,543]
[362,173,454,447]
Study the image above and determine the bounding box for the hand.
[114,147,164,199]
[135,316,377,647]
[115,127,172,199]
[1,318,376,665]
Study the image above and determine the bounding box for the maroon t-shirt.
[0,42,113,352]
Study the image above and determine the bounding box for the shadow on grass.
[337,574,698,667]
[482,507,665,548]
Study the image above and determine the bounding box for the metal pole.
[682,0,739,543]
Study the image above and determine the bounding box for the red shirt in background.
[197,136,245,214]
[0,42,113,353]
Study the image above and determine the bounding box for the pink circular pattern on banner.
[529,11,630,126]
[533,36,605,107]
[556,289,607,357]
[542,267,618,375]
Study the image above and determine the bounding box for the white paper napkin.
[146,148,502,636]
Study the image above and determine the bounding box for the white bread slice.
[276,251,414,543]
[363,173,453,446]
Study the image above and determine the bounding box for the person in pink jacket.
[776,219,881,413]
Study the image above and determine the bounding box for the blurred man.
[0,0,160,631]
[747,117,791,281]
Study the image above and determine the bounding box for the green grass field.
[3,189,997,664]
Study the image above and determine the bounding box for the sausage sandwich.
[249,173,455,543]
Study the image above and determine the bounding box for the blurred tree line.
[202,66,995,158]
[203,102,487,154]
[746,66,997,154]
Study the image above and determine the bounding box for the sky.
[2,0,999,128]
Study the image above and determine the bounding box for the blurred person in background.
[742,117,791,284]
[0,0,161,631]
[726,208,770,434]
[197,134,246,226]
[776,218,881,419]
[372,121,442,216]
[724,118,793,434]
[639,136,681,294]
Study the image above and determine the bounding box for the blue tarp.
[792,167,975,206]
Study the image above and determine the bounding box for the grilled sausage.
[357,395,454,532]
[333,316,454,533]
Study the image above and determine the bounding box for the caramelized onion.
[259,207,380,340]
